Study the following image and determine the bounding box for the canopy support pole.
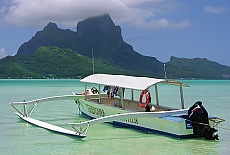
[84,83,87,99]
[120,87,124,109]
[131,89,134,100]
[98,84,101,103]
[180,84,185,109]
[155,84,159,105]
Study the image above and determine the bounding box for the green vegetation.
[0,46,132,79]
[1,47,230,79]
[1,46,230,79]
[166,56,230,79]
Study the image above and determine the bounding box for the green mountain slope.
[0,46,133,79]
[166,56,230,79]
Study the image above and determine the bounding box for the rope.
[190,120,210,126]
[219,127,230,130]
[216,123,230,130]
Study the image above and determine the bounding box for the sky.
[0,0,230,66]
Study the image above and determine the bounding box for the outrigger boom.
[70,109,188,127]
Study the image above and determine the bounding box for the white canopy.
[80,74,189,90]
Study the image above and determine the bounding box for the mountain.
[16,14,163,77]
[166,56,230,79]
[1,14,230,79]
[0,46,133,79]
[17,22,77,55]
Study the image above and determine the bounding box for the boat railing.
[87,95,177,112]
[150,103,178,112]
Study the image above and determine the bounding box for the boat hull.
[78,99,195,139]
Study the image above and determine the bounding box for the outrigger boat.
[10,74,225,140]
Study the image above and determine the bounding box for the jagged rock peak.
[77,14,118,36]
[44,22,59,30]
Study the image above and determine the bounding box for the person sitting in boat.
[82,87,99,95]
[82,89,89,95]
[145,92,156,112]
[145,104,156,112]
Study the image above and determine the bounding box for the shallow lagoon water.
[1,79,229,155]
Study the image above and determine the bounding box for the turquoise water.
[1,79,230,155]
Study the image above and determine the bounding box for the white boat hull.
[78,99,195,138]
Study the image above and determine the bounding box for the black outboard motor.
[188,101,219,140]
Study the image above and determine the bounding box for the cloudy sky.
[0,0,230,66]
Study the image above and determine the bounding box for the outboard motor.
[188,101,219,140]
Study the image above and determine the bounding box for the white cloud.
[133,18,190,29]
[0,48,8,59]
[2,0,190,29]
[204,6,230,14]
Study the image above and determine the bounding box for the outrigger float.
[10,74,225,140]
[10,95,88,138]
